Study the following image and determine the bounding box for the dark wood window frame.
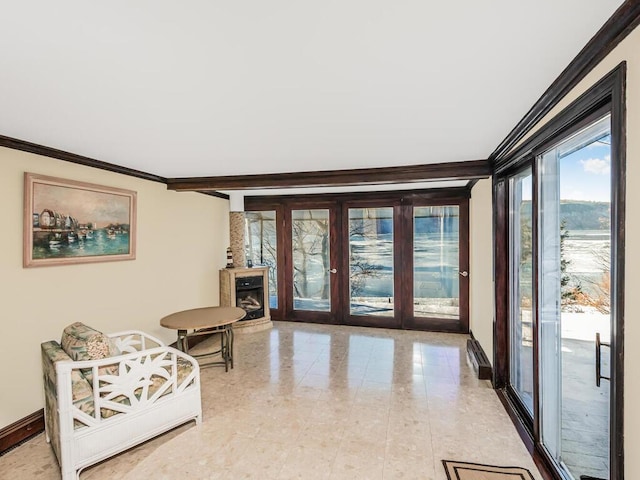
[245,187,470,332]
[493,63,626,480]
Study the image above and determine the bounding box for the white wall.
[0,148,230,429]
[469,178,494,364]
[508,25,640,479]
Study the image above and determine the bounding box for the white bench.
[41,325,202,480]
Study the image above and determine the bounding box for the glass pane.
[292,209,330,311]
[246,211,278,309]
[348,207,394,316]
[413,206,459,319]
[509,169,534,413]
[539,115,611,479]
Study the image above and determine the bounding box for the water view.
[33,229,131,259]
[247,207,609,322]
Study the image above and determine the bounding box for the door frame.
[341,197,402,329]
[283,200,343,324]
[493,63,626,480]
[400,196,470,333]
[245,188,471,332]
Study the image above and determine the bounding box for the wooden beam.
[166,160,491,191]
[244,186,471,209]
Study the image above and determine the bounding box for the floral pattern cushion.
[61,322,119,384]
[41,341,96,426]
[61,322,119,361]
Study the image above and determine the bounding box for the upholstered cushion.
[41,341,96,425]
[61,322,118,361]
[61,322,119,384]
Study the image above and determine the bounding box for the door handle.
[459,270,468,277]
[329,268,337,274]
[596,332,610,387]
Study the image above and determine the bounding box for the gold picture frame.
[24,173,137,267]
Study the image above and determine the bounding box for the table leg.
[229,326,234,369]
[220,328,228,372]
[170,324,236,372]
[224,326,232,372]
[177,329,189,353]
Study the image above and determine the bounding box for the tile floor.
[0,321,542,479]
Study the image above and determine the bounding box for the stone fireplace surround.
[220,266,272,333]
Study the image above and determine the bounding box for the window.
[246,210,278,309]
[538,115,612,478]
[494,65,625,480]
[348,207,394,316]
[414,206,460,319]
[508,168,534,413]
[245,191,469,332]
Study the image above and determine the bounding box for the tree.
[518,208,533,307]
[291,211,330,300]
[559,220,611,314]
[575,242,611,314]
[348,212,385,297]
[560,219,583,303]
[247,209,393,303]
[246,212,278,294]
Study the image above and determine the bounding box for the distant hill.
[560,201,610,230]
[521,200,609,231]
[357,200,610,235]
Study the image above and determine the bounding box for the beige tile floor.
[0,321,542,479]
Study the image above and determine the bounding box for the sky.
[519,132,612,203]
[32,182,132,227]
[559,134,611,203]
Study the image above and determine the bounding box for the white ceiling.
[0,1,623,180]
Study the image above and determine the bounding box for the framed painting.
[24,173,137,267]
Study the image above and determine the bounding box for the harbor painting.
[24,173,137,267]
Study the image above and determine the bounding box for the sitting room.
[1,2,638,479]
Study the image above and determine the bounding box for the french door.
[344,202,400,328]
[404,202,468,332]
[286,204,342,324]
[245,192,469,332]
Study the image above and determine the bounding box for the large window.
[413,206,460,319]
[292,209,331,312]
[538,115,612,479]
[348,207,394,316]
[246,210,278,309]
[494,66,624,480]
[508,169,534,414]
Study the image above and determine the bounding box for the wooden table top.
[160,306,246,330]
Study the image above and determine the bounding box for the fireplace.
[220,267,272,333]
[235,275,264,320]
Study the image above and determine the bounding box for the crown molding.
[490,0,640,163]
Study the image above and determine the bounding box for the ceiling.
[0,1,624,186]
